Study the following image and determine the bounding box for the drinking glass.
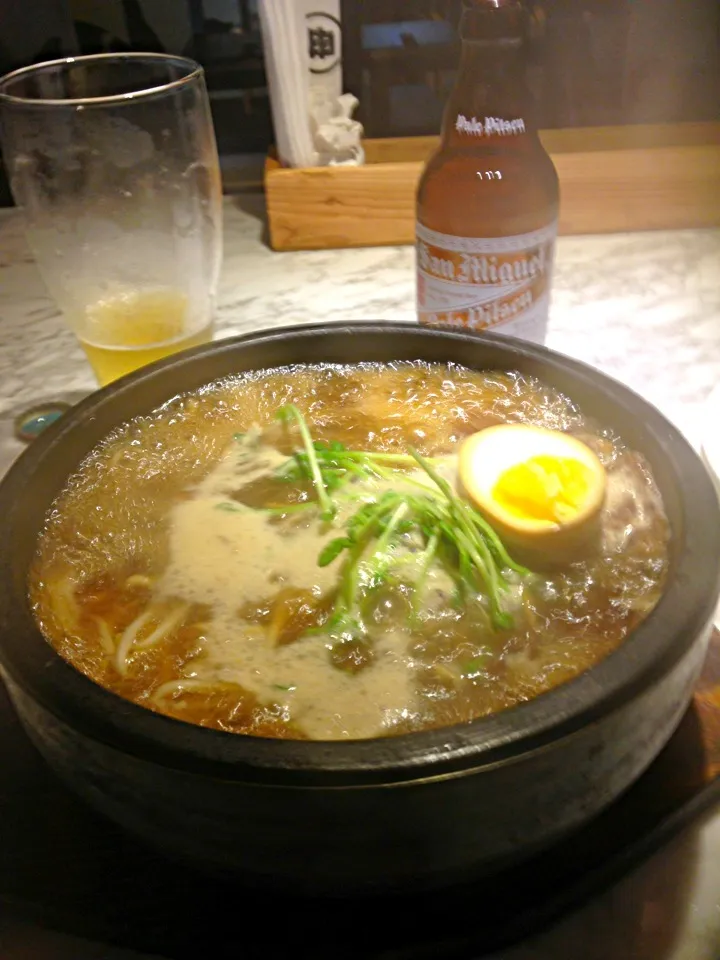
[0,53,223,386]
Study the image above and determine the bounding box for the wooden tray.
[265,122,720,251]
[1,629,719,958]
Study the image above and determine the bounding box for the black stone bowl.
[0,323,718,896]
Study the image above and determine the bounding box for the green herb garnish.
[269,405,529,635]
[275,424,424,494]
[276,405,336,521]
[463,649,494,678]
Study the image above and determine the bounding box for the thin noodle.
[93,616,116,655]
[153,678,216,702]
[135,603,190,650]
[125,574,154,590]
[50,577,79,632]
[114,608,156,676]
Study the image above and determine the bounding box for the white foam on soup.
[158,437,425,739]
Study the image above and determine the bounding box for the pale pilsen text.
[455,115,526,136]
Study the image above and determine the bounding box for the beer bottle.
[416,0,559,343]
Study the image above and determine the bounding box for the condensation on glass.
[0,53,223,384]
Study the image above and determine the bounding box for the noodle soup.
[30,363,669,741]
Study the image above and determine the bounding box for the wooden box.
[265,123,720,252]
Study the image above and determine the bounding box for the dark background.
[0,0,719,204]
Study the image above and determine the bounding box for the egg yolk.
[492,455,594,524]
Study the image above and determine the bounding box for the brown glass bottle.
[416,0,559,343]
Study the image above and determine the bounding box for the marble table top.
[0,195,719,960]
[2,195,720,452]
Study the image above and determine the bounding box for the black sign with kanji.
[308,26,335,61]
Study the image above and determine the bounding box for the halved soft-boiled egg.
[459,424,607,559]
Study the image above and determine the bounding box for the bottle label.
[416,221,558,343]
[455,115,527,137]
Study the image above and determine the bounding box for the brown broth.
[29,363,670,740]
